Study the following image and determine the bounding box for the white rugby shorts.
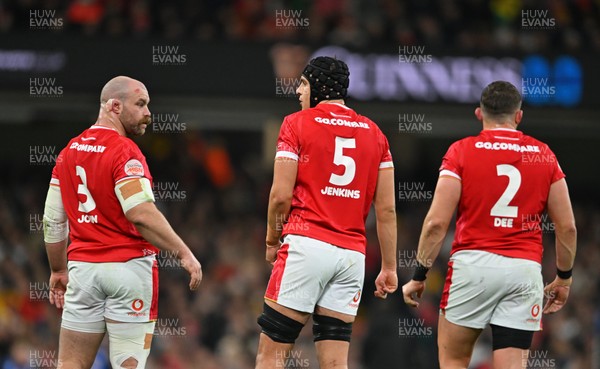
[265,234,365,316]
[62,255,158,330]
[440,250,543,331]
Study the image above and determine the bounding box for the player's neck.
[94,120,125,136]
[482,121,518,131]
[318,99,345,106]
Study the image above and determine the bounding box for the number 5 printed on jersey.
[330,137,356,186]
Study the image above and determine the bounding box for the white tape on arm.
[43,185,69,243]
[114,178,155,213]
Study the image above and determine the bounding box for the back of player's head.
[100,76,143,104]
[480,81,522,118]
[302,56,350,108]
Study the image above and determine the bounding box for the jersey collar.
[90,125,119,132]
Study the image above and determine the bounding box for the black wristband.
[557,267,572,279]
[412,262,430,281]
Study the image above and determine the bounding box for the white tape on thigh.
[107,321,155,368]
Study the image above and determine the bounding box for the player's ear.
[107,99,122,114]
[474,107,483,122]
[515,110,523,126]
[104,99,114,113]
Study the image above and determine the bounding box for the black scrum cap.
[302,56,350,107]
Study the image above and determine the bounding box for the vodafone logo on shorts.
[124,159,144,176]
[526,304,541,324]
[349,290,361,308]
[531,304,540,318]
[128,299,147,317]
[132,299,144,311]
[127,299,148,316]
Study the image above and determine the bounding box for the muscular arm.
[125,196,202,290]
[372,168,398,298]
[543,178,576,313]
[46,240,68,272]
[402,175,460,307]
[546,179,577,274]
[373,169,397,271]
[415,176,461,266]
[265,158,297,247]
[43,184,69,308]
[43,185,69,271]
[126,202,192,258]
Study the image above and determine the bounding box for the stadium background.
[0,0,599,368]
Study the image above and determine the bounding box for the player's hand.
[402,280,425,308]
[374,268,398,299]
[265,242,281,265]
[49,270,68,309]
[543,276,571,314]
[180,253,202,291]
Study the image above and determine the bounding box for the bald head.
[96,76,151,137]
[100,76,147,104]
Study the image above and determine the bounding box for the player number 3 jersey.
[50,125,158,262]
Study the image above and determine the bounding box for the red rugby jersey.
[440,128,565,263]
[275,103,393,254]
[50,125,157,262]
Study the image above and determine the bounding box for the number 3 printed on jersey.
[329,137,356,186]
[490,164,521,218]
[76,165,96,213]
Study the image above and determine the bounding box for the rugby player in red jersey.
[402,81,577,369]
[254,57,398,369]
[43,76,202,369]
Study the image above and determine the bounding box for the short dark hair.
[480,81,522,117]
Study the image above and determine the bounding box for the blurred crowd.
[0,128,598,369]
[1,0,599,51]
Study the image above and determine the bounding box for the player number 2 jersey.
[440,128,565,263]
[275,102,393,254]
[51,125,158,262]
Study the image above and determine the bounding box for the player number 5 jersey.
[275,103,393,254]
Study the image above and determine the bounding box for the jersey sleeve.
[49,149,65,187]
[545,144,566,183]
[439,141,462,180]
[275,115,300,161]
[50,161,60,187]
[112,140,153,185]
[377,128,393,169]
